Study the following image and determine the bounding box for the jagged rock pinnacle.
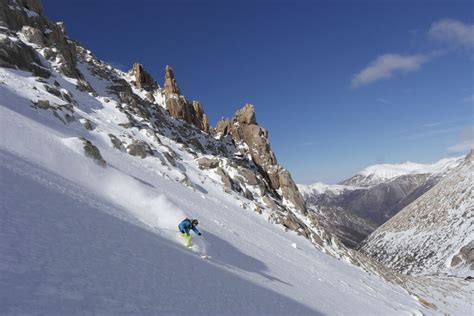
[163,65,181,95]
[130,63,156,91]
[234,103,256,125]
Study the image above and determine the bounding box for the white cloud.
[448,127,474,153]
[351,54,429,88]
[429,19,474,49]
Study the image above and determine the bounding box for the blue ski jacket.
[178,219,201,235]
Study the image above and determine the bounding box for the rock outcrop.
[0,0,81,79]
[215,104,306,213]
[163,65,180,95]
[0,36,50,77]
[129,63,157,90]
[163,66,210,133]
[81,138,106,167]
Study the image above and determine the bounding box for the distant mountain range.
[299,156,464,247]
[360,151,474,277]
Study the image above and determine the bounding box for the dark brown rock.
[163,65,181,95]
[197,157,219,169]
[213,103,306,213]
[278,168,306,213]
[215,118,233,136]
[234,103,256,125]
[130,63,157,90]
[191,101,210,133]
[235,168,259,186]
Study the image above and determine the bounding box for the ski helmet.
[192,219,199,226]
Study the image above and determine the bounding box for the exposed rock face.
[127,140,152,158]
[197,157,219,169]
[235,103,256,125]
[163,66,210,133]
[215,104,306,213]
[81,138,106,167]
[163,65,180,95]
[129,63,156,90]
[0,0,81,79]
[190,101,210,133]
[215,118,232,135]
[278,168,306,211]
[23,0,43,15]
[21,26,45,46]
[0,36,50,77]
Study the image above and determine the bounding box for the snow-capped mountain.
[340,157,463,188]
[0,1,471,314]
[360,151,474,277]
[299,156,464,247]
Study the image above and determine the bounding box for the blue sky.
[43,0,474,183]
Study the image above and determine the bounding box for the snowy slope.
[341,157,463,187]
[361,152,474,277]
[0,1,472,314]
[0,106,429,315]
[298,182,362,196]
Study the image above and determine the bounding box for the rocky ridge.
[0,0,350,261]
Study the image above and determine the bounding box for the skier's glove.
[198,232,202,236]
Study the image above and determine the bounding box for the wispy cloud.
[351,18,472,89]
[351,54,429,88]
[429,19,474,50]
[448,127,474,153]
[397,118,469,140]
[462,94,474,103]
[377,98,390,104]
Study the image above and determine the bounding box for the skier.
[178,218,201,247]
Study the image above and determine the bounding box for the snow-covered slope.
[0,1,471,314]
[2,148,430,315]
[298,182,362,196]
[361,152,474,277]
[341,157,463,188]
[0,75,431,315]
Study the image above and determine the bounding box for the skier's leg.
[181,232,192,247]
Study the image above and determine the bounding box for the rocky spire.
[214,104,306,213]
[234,103,257,125]
[163,66,209,133]
[130,63,157,91]
[163,65,181,95]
